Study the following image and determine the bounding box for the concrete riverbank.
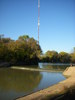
[16,67,75,100]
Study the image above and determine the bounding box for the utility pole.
[38,0,40,44]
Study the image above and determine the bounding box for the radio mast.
[38,0,40,44]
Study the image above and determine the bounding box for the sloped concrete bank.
[63,67,75,77]
[16,67,75,100]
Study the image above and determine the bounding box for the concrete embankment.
[11,66,63,72]
[16,67,75,100]
[63,67,75,77]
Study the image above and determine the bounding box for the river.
[0,63,69,100]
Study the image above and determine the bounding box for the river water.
[0,63,69,100]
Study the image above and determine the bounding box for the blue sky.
[0,0,75,53]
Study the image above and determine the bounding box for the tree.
[70,47,75,63]
[45,50,58,62]
[1,38,13,43]
[4,35,42,65]
[58,52,71,63]
[0,42,8,62]
[18,35,29,41]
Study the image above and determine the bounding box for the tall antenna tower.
[38,0,40,44]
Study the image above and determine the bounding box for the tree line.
[0,35,42,65]
[0,34,75,66]
[40,49,75,63]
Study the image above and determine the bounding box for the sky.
[0,0,75,53]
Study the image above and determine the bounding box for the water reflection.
[39,63,69,71]
[0,68,42,92]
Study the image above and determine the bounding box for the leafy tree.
[1,35,42,65]
[58,52,71,63]
[45,50,58,62]
[0,42,8,62]
[1,38,13,43]
[70,47,75,63]
[18,35,29,41]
